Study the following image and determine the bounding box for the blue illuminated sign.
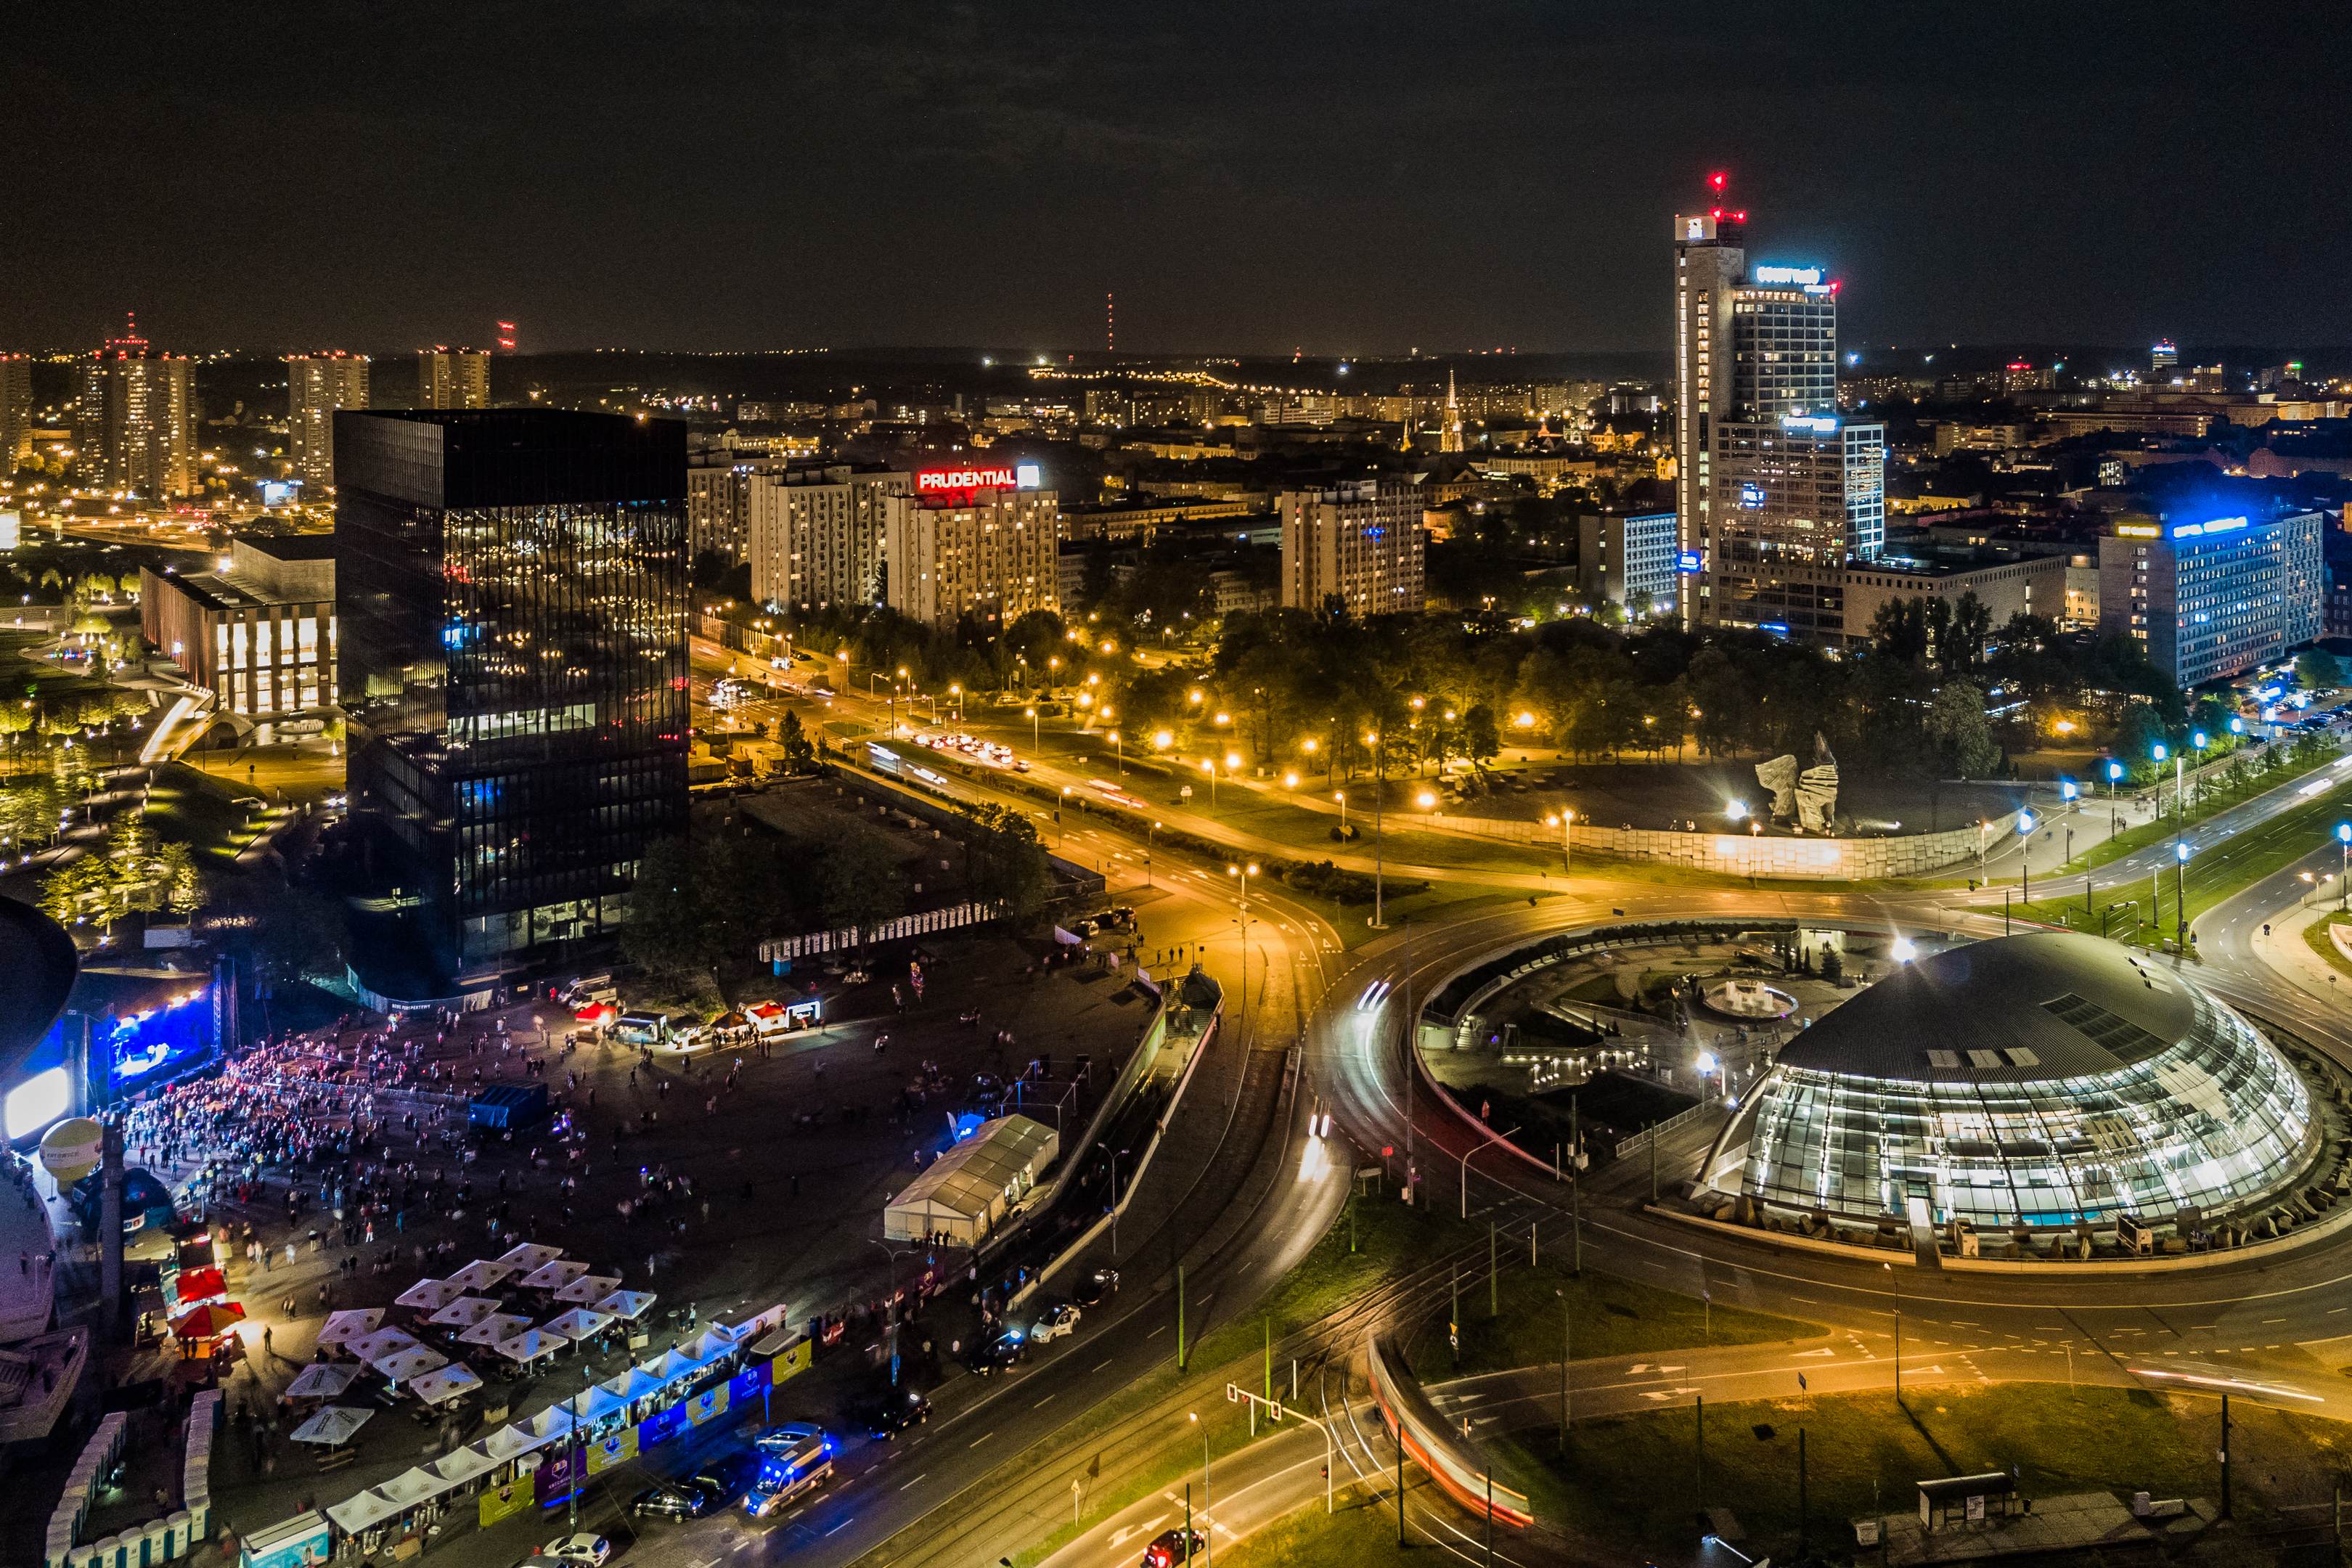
[1739,483,1766,510]
[1780,415,1840,436]
[1676,550,1704,574]
[1752,264,1824,286]
[2169,515,2247,539]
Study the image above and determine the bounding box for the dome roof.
[1779,931,2198,1084]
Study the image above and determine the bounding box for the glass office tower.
[336,410,688,996]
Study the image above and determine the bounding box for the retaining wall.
[1424,808,2027,879]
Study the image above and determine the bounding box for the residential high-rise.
[1277,477,1426,614]
[881,463,1061,629]
[0,356,30,473]
[336,410,689,999]
[75,318,196,498]
[417,348,490,409]
[748,465,910,611]
[287,353,370,494]
[1671,189,1884,640]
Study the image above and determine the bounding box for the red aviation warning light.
[1709,170,1727,192]
[496,321,517,351]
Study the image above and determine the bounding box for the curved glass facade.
[1731,988,2316,1227]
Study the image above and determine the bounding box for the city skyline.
[11,6,2352,355]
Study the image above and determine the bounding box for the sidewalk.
[2249,899,2351,1005]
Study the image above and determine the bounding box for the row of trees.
[37,816,200,931]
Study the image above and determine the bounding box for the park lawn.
[2305,913,2352,980]
[1406,1247,1813,1383]
[1207,1496,1424,1568]
[1495,1382,2345,1559]
[144,761,271,865]
[2016,772,2352,949]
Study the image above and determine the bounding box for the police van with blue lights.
[743,1424,833,1518]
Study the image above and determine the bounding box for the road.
[636,648,2352,1567]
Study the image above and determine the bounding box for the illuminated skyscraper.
[0,356,30,473]
[417,348,490,409]
[882,464,1061,629]
[287,353,370,493]
[336,409,688,997]
[75,317,196,499]
[1672,183,1883,640]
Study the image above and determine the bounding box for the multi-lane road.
[642,653,2352,1568]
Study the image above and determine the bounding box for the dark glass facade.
[336,411,688,991]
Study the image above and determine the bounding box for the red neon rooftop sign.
[915,463,1024,507]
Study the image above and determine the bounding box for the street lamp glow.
[1513,711,1536,729]
[2017,811,2035,836]
[2106,761,2123,780]
[2192,730,2208,750]
[2152,742,2167,762]
[1890,937,1917,963]
[1725,799,1748,820]
[1696,1051,1720,1074]
[2337,822,2350,844]
[1223,751,1241,770]
[1152,729,1173,748]
[2175,840,2191,863]
[1415,791,1436,809]
[1282,772,1299,788]
[2060,780,2078,801]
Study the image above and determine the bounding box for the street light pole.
[1368,730,1387,928]
[2174,839,2190,950]
[1227,863,1258,1020]
[1460,1126,1522,1220]
[2338,822,2350,912]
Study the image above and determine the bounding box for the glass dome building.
[1702,931,2319,1228]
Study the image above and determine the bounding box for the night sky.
[13,4,2350,357]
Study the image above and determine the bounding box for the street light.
[2106,759,2123,801]
[1461,1126,1522,1219]
[1025,706,1040,751]
[1108,730,1123,773]
[1188,1411,1212,1568]
[1545,809,1574,874]
[1227,862,1259,1017]
[2337,822,2350,912]
[2173,838,2191,949]
[2017,809,2035,902]
[1365,731,1387,928]
[1334,791,1347,834]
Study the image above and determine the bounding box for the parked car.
[851,1387,931,1440]
[536,1535,613,1568]
[967,1328,1027,1376]
[630,1479,722,1520]
[1031,1300,1082,1343]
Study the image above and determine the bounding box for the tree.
[963,801,1052,924]
[818,828,905,937]
[1460,704,1501,769]
[159,842,203,916]
[2300,649,2345,689]
[1926,681,2001,779]
[777,709,815,775]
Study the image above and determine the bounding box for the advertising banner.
[532,1446,580,1508]
[685,1383,730,1426]
[478,1479,532,1530]
[240,1514,332,1568]
[584,1426,639,1476]
[775,1336,812,1381]
[639,1404,687,1450]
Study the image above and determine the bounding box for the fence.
[1420,807,2028,881]
[758,900,1003,963]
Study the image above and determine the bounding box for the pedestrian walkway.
[2249,899,2351,1005]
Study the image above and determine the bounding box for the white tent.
[376,1469,447,1508]
[473,1424,546,1465]
[393,1278,460,1311]
[324,1489,404,1535]
[447,1259,518,1293]
[317,1309,383,1349]
[592,1289,656,1321]
[552,1274,622,1305]
[520,1405,576,1443]
[495,1241,563,1273]
[883,1114,1060,1245]
[600,1365,664,1405]
[411,1363,483,1408]
[347,1328,420,1364]
[494,1328,560,1364]
[541,1308,614,1343]
[424,1442,495,1485]
[428,1296,503,1328]
[373,1347,450,1384]
[283,1362,359,1400]
[457,1313,534,1347]
[520,1259,589,1292]
[288,1405,374,1447]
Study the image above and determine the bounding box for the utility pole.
[1558,1291,1572,1454]
[1797,1426,1809,1555]
[1695,1394,1705,1524]
[2220,1393,2234,1519]
[1489,1222,1498,1317]
[1177,1264,1185,1371]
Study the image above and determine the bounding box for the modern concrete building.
[1840,548,2069,643]
[1276,477,1424,615]
[1704,931,2318,1232]
[747,465,908,610]
[881,467,1061,629]
[140,534,337,716]
[2098,506,2324,686]
[287,353,371,493]
[417,348,490,409]
[1576,509,1679,616]
[75,319,196,499]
